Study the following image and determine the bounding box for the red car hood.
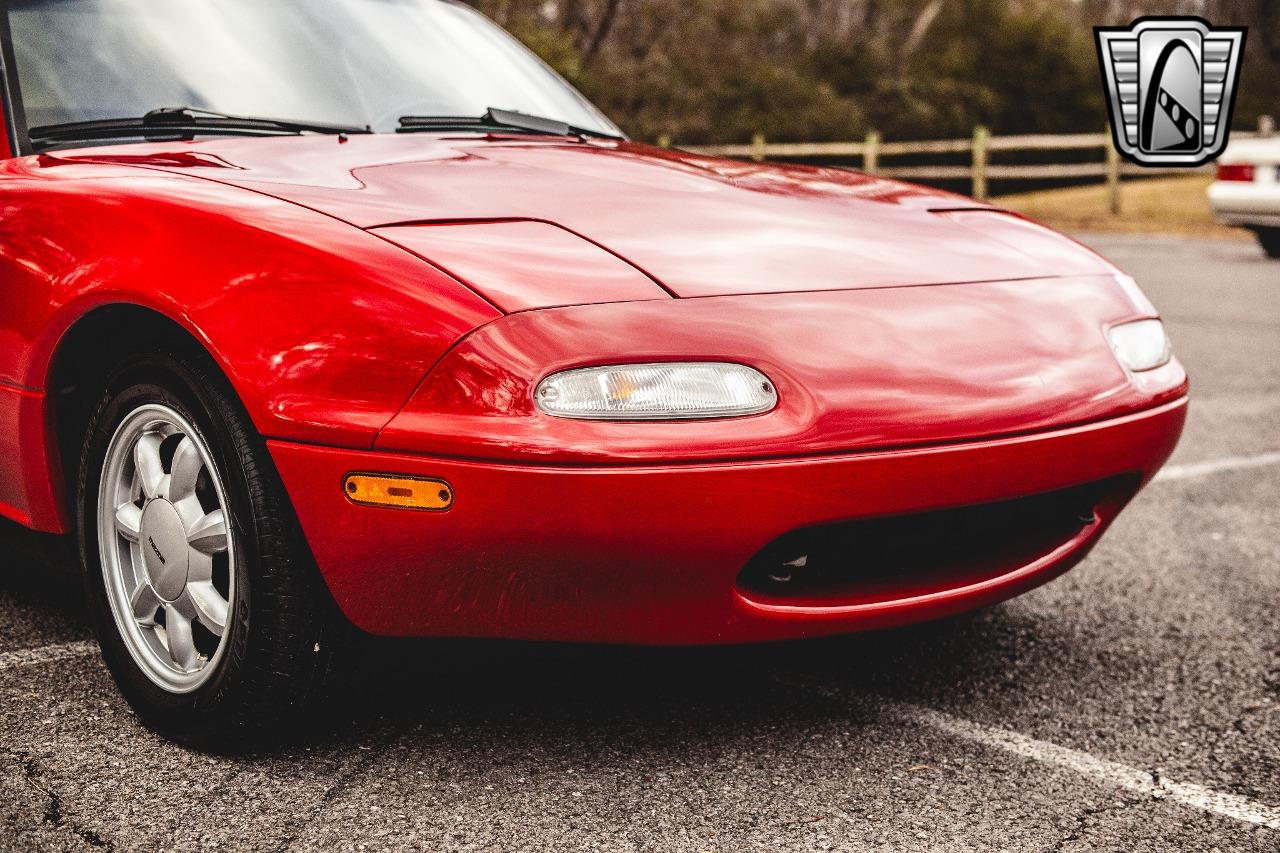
[67,134,1115,301]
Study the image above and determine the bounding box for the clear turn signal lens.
[1108,319,1172,372]
[535,362,778,421]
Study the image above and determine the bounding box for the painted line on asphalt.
[2,640,1276,829]
[1155,450,1280,483]
[777,678,1280,830]
[0,640,97,672]
[909,705,1280,829]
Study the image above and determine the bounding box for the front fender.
[2,157,501,448]
[0,157,499,532]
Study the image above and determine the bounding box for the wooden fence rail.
[676,117,1275,213]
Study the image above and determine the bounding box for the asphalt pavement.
[0,233,1276,852]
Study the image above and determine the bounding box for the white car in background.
[1208,136,1280,258]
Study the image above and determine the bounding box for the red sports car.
[0,0,1185,745]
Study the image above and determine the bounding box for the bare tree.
[582,0,622,63]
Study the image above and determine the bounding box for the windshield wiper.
[29,107,371,148]
[397,107,624,140]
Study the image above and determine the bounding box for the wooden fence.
[674,116,1275,212]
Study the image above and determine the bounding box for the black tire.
[76,348,349,749]
[1256,227,1280,259]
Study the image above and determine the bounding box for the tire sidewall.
[78,353,255,737]
[1256,227,1280,258]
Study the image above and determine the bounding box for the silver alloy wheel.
[98,404,236,693]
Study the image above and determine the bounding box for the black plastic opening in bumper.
[736,476,1140,608]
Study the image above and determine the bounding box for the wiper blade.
[29,107,371,147]
[397,107,624,140]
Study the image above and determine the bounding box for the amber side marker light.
[343,474,454,511]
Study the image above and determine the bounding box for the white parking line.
[910,706,1280,829]
[778,678,1280,830]
[1155,451,1280,483]
[3,644,1276,831]
[0,640,97,672]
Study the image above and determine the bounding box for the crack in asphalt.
[770,674,1280,830]
[3,747,113,850]
[272,746,380,853]
[1050,796,1144,852]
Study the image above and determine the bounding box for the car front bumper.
[1208,180,1280,229]
[270,396,1186,645]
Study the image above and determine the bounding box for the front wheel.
[77,350,347,748]
[1256,227,1280,259]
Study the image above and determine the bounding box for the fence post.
[751,132,767,162]
[971,125,990,201]
[1105,126,1122,216]
[864,130,881,174]
[1260,115,1276,138]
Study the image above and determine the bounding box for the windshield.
[4,0,620,148]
